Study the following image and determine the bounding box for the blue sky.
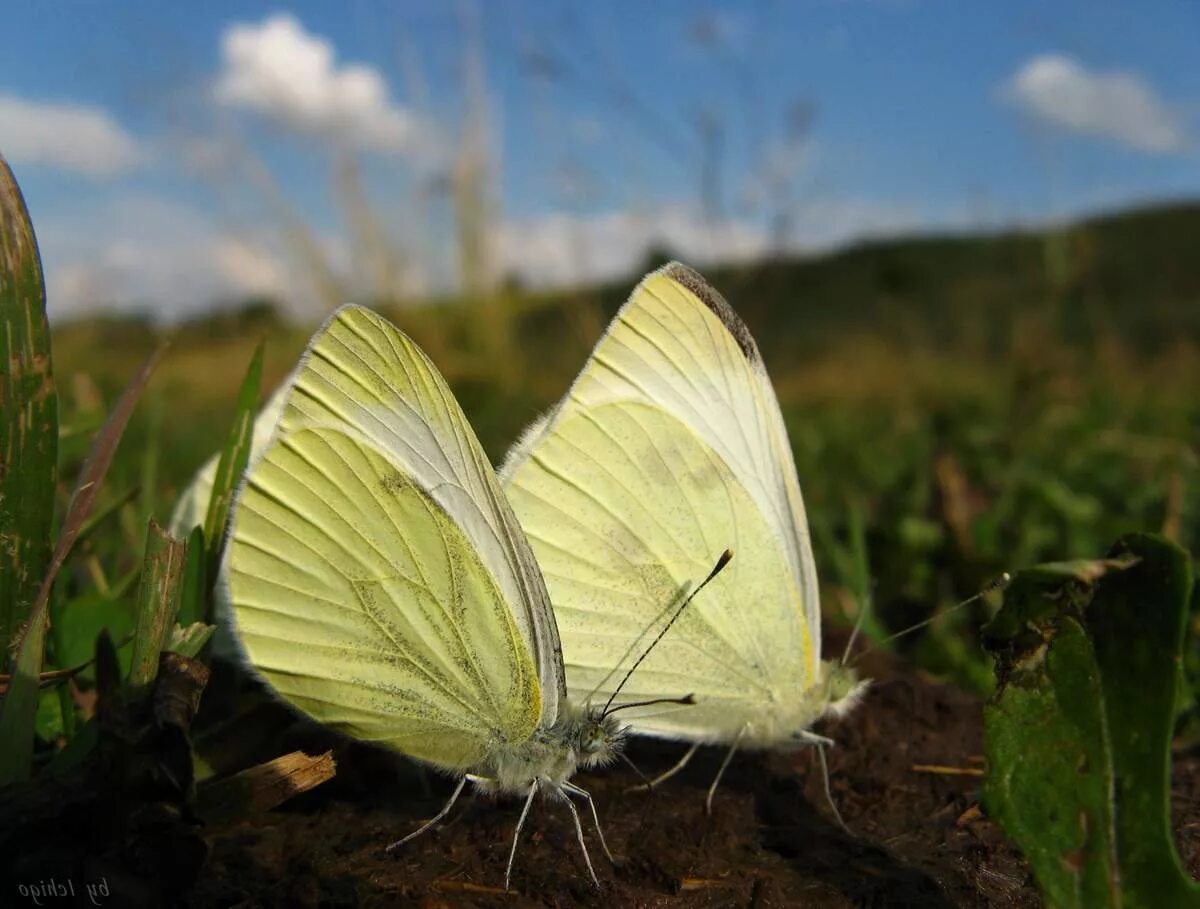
[1,1,1197,319]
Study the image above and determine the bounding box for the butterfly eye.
[580,724,606,753]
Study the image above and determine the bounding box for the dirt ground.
[186,644,1200,908]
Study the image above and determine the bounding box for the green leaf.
[983,534,1199,909]
[177,525,207,627]
[127,520,187,688]
[1087,534,1197,906]
[0,344,163,783]
[35,687,64,743]
[985,614,1115,906]
[203,341,264,592]
[0,155,58,652]
[52,594,135,681]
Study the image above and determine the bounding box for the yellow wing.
[501,264,821,742]
[219,305,559,768]
[223,424,540,768]
[269,305,565,725]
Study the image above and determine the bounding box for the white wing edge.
[498,407,554,482]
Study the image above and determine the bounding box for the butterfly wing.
[223,424,541,768]
[219,306,562,766]
[501,263,821,741]
[270,305,564,725]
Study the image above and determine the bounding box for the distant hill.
[526,200,1200,363]
[51,198,1200,398]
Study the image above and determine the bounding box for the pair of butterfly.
[171,262,868,890]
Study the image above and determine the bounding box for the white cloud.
[0,93,142,177]
[496,198,929,289]
[787,197,931,246]
[496,207,763,288]
[1004,54,1187,153]
[214,236,289,298]
[215,13,417,152]
[38,194,304,319]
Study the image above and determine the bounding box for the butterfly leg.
[386,775,467,851]
[706,725,748,816]
[797,729,834,749]
[626,741,701,793]
[797,729,851,835]
[504,780,539,892]
[559,785,601,888]
[562,780,617,866]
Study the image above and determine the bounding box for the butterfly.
[202,304,714,888]
[499,262,868,811]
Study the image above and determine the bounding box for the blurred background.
[4,0,1198,690]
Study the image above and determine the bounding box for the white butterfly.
[206,304,712,888]
[500,263,867,809]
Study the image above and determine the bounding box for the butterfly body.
[478,707,624,794]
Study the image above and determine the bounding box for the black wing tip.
[653,261,759,363]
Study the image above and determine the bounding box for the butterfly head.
[821,661,870,720]
[575,710,627,768]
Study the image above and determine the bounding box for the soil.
[185,644,1200,908]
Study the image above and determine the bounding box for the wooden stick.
[432,880,514,896]
[911,763,984,777]
[197,750,337,830]
[679,877,731,891]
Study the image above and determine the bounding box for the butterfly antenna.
[840,585,873,668]
[601,549,733,718]
[851,572,1012,668]
[604,693,697,714]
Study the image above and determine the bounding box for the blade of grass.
[0,616,49,782]
[177,525,206,627]
[139,392,163,533]
[127,520,187,687]
[0,154,58,652]
[845,502,888,644]
[203,341,264,595]
[55,677,76,741]
[74,485,140,548]
[0,344,163,784]
[109,564,142,601]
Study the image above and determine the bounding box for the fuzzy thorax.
[474,703,627,795]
